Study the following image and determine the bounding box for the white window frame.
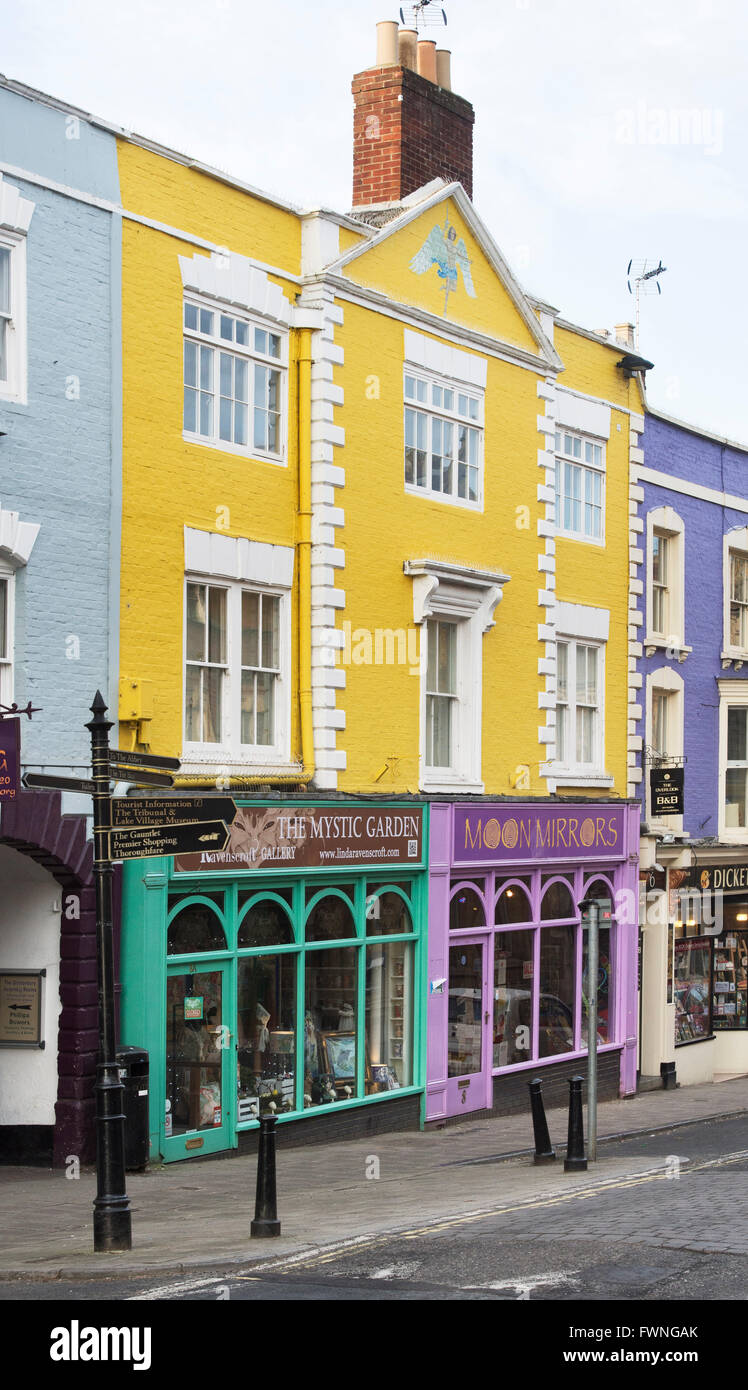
[552,601,611,786]
[183,573,291,765]
[0,564,14,708]
[0,231,28,406]
[723,528,748,664]
[645,666,684,832]
[403,367,485,512]
[554,428,606,545]
[554,638,605,777]
[405,557,509,793]
[645,506,688,657]
[182,295,289,466]
[718,679,748,842]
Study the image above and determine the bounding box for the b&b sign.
[650,766,684,816]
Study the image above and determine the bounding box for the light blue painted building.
[0,79,121,1165]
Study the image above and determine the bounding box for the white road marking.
[127,1276,223,1301]
[370,1262,421,1280]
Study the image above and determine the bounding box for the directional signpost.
[109,821,230,860]
[18,696,246,1252]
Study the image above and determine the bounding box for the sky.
[3,0,748,440]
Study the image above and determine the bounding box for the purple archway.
[0,790,102,1166]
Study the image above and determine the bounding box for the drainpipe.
[297,327,315,780]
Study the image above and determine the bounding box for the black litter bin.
[116,1045,149,1171]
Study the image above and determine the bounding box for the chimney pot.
[398,28,418,71]
[417,39,438,83]
[376,20,399,66]
[436,48,452,90]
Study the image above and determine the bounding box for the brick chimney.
[352,20,475,208]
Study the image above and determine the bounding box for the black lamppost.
[87,691,131,1251]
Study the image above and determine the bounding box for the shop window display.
[305,893,356,942]
[449,881,486,930]
[238,897,293,948]
[712,929,748,1030]
[366,890,411,936]
[582,925,612,1044]
[448,942,483,1077]
[304,946,357,1105]
[540,878,575,921]
[674,934,712,1043]
[493,930,534,1066]
[237,955,296,1118]
[495,883,533,924]
[166,970,224,1133]
[365,940,413,1092]
[167,903,227,954]
[538,924,575,1055]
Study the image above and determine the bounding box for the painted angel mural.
[409,214,477,316]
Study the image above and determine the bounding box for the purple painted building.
[426,800,640,1124]
[637,409,748,1089]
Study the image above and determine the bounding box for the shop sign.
[0,970,44,1047]
[650,766,684,816]
[0,718,20,800]
[174,804,424,873]
[455,804,626,864]
[692,864,748,892]
[639,867,666,892]
[184,996,203,1020]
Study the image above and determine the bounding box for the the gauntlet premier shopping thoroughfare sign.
[108,820,231,860]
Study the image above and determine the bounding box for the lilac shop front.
[425,801,641,1123]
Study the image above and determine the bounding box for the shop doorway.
[446,937,491,1114]
[164,962,233,1160]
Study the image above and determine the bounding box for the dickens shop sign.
[693,864,748,892]
[455,804,626,863]
[174,804,424,873]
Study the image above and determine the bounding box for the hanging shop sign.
[174,804,424,873]
[0,970,44,1047]
[649,766,684,816]
[455,804,626,864]
[0,717,21,800]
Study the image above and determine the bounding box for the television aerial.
[627,258,667,349]
[400,2,448,30]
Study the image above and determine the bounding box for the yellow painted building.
[114,138,642,803]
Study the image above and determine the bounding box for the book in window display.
[674,936,712,1044]
[712,931,748,1029]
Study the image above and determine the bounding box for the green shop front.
[119,801,427,1161]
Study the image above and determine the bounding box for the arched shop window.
[238,897,294,948]
[366,891,412,936]
[495,883,533,924]
[168,902,227,955]
[305,893,356,942]
[581,878,614,1046]
[540,878,576,921]
[584,877,614,914]
[449,884,486,931]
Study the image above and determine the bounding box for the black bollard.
[527,1078,556,1164]
[564,1075,588,1173]
[251,1114,281,1237]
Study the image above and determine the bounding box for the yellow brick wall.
[117,142,303,758]
[333,301,547,794]
[117,142,302,274]
[552,326,637,796]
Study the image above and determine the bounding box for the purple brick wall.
[638,414,748,836]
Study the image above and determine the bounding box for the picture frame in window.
[320,1030,356,1083]
[268,1030,294,1055]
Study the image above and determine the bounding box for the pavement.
[2,1075,748,1283]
